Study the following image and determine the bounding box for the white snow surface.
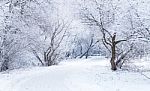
[0,56,150,91]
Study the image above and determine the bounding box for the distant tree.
[79,34,99,59]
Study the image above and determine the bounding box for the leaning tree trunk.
[80,48,90,59]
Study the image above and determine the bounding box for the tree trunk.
[80,47,91,59]
[110,33,117,71]
[0,57,9,72]
[85,52,89,59]
[110,46,117,71]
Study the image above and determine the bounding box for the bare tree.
[43,21,70,66]
[79,0,136,70]
[29,19,71,66]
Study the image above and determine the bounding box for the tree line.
[0,0,150,71]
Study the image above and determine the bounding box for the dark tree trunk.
[85,48,90,59]
[0,57,9,72]
[110,33,117,71]
[80,48,90,59]
[110,46,117,71]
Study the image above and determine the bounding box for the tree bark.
[0,57,9,72]
[110,33,117,71]
[110,46,117,71]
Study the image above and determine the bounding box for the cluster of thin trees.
[0,0,150,71]
[0,0,71,71]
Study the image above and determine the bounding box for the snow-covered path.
[0,57,150,91]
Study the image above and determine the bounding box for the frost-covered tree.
[0,0,31,71]
[0,0,71,71]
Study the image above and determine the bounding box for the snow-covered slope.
[0,57,150,91]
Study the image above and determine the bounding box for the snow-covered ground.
[0,56,150,91]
